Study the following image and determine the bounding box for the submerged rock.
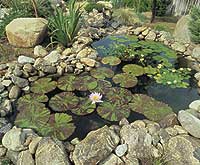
[178,110,200,138]
[72,125,120,165]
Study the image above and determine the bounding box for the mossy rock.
[90,67,114,80]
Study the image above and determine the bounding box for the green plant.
[84,1,105,13]
[189,7,200,44]
[48,0,82,47]
[156,0,171,16]
[154,24,171,33]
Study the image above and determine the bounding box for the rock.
[72,126,120,165]
[142,29,150,36]
[165,127,178,136]
[11,76,29,88]
[130,120,146,129]
[192,46,200,62]
[28,136,42,154]
[6,18,48,47]
[145,30,157,41]
[6,149,20,164]
[17,150,35,165]
[9,85,21,99]
[44,50,60,64]
[71,138,80,145]
[174,15,191,43]
[99,154,124,165]
[1,80,12,87]
[34,45,48,57]
[0,83,5,93]
[159,113,179,128]
[165,135,200,164]
[23,64,34,73]
[189,100,200,111]
[35,137,70,165]
[80,58,96,67]
[115,144,128,157]
[0,64,8,71]
[42,65,57,74]
[120,124,160,160]
[61,48,72,59]
[134,26,147,35]
[171,42,186,53]
[178,110,200,138]
[2,127,26,151]
[76,62,84,69]
[174,125,188,134]
[13,66,23,77]
[0,145,7,157]
[18,56,35,64]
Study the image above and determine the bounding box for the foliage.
[84,1,105,13]
[130,94,173,121]
[156,0,171,16]
[154,24,171,33]
[112,8,141,25]
[48,0,82,47]
[189,7,200,44]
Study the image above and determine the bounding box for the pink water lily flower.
[89,92,103,104]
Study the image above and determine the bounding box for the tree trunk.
[151,0,157,23]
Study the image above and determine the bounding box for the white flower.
[89,92,103,104]
[167,81,172,85]
[179,68,184,71]
[173,80,177,84]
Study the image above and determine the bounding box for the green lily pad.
[130,94,173,121]
[49,92,79,112]
[57,74,76,91]
[90,80,112,95]
[122,64,144,76]
[90,67,114,80]
[74,75,98,91]
[15,106,50,133]
[47,113,76,141]
[112,73,138,88]
[144,66,158,75]
[101,56,121,66]
[71,97,96,115]
[97,101,130,121]
[31,78,57,94]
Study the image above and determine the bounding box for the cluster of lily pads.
[95,35,191,88]
[15,58,174,140]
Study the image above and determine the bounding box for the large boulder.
[6,18,48,48]
[165,135,200,164]
[72,125,120,165]
[174,15,191,43]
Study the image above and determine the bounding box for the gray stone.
[17,150,35,165]
[99,154,124,165]
[6,18,48,48]
[0,64,8,71]
[0,83,5,93]
[9,85,21,99]
[6,149,20,164]
[72,126,120,165]
[145,30,157,41]
[2,127,26,151]
[13,66,23,77]
[11,76,29,88]
[1,80,12,87]
[171,42,186,53]
[189,100,200,111]
[23,64,34,73]
[44,50,60,63]
[115,144,128,157]
[29,136,42,154]
[34,45,48,57]
[18,56,35,64]
[165,135,200,164]
[178,110,200,138]
[35,137,70,165]
[0,145,7,157]
[42,65,57,74]
[174,15,191,43]
[192,46,200,61]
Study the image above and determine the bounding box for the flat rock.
[80,58,96,67]
[6,18,48,48]
[178,110,200,138]
[34,45,48,57]
[165,135,200,164]
[18,56,35,64]
[44,50,60,64]
[35,137,70,165]
[72,125,120,165]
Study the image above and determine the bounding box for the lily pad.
[112,73,138,88]
[122,64,144,76]
[90,80,112,95]
[144,66,158,75]
[57,74,76,91]
[49,92,79,112]
[101,56,121,66]
[90,67,114,80]
[47,113,75,141]
[71,97,96,115]
[31,78,57,94]
[97,101,130,121]
[130,94,173,121]
[74,75,98,91]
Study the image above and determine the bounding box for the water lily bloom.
[89,92,103,104]
[167,81,172,85]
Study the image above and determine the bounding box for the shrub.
[189,7,200,44]
[156,0,171,16]
[84,2,105,13]
[48,0,82,47]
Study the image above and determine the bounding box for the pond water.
[13,35,200,141]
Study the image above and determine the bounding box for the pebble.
[9,85,21,99]
[18,56,35,64]
[2,80,12,87]
[115,144,128,157]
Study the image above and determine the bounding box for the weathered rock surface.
[178,110,200,138]
[174,15,191,43]
[192,46,200,62]
[99,154,124,165]
[189,100,200,111]
[171,42,186,52]
[72,126,120,165]
[35,137,70,165]
[17,150,35,165]
[18,56,35,64]
[165,135,200,165]
[6,18,48,47]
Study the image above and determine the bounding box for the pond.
[13,35,200,141]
